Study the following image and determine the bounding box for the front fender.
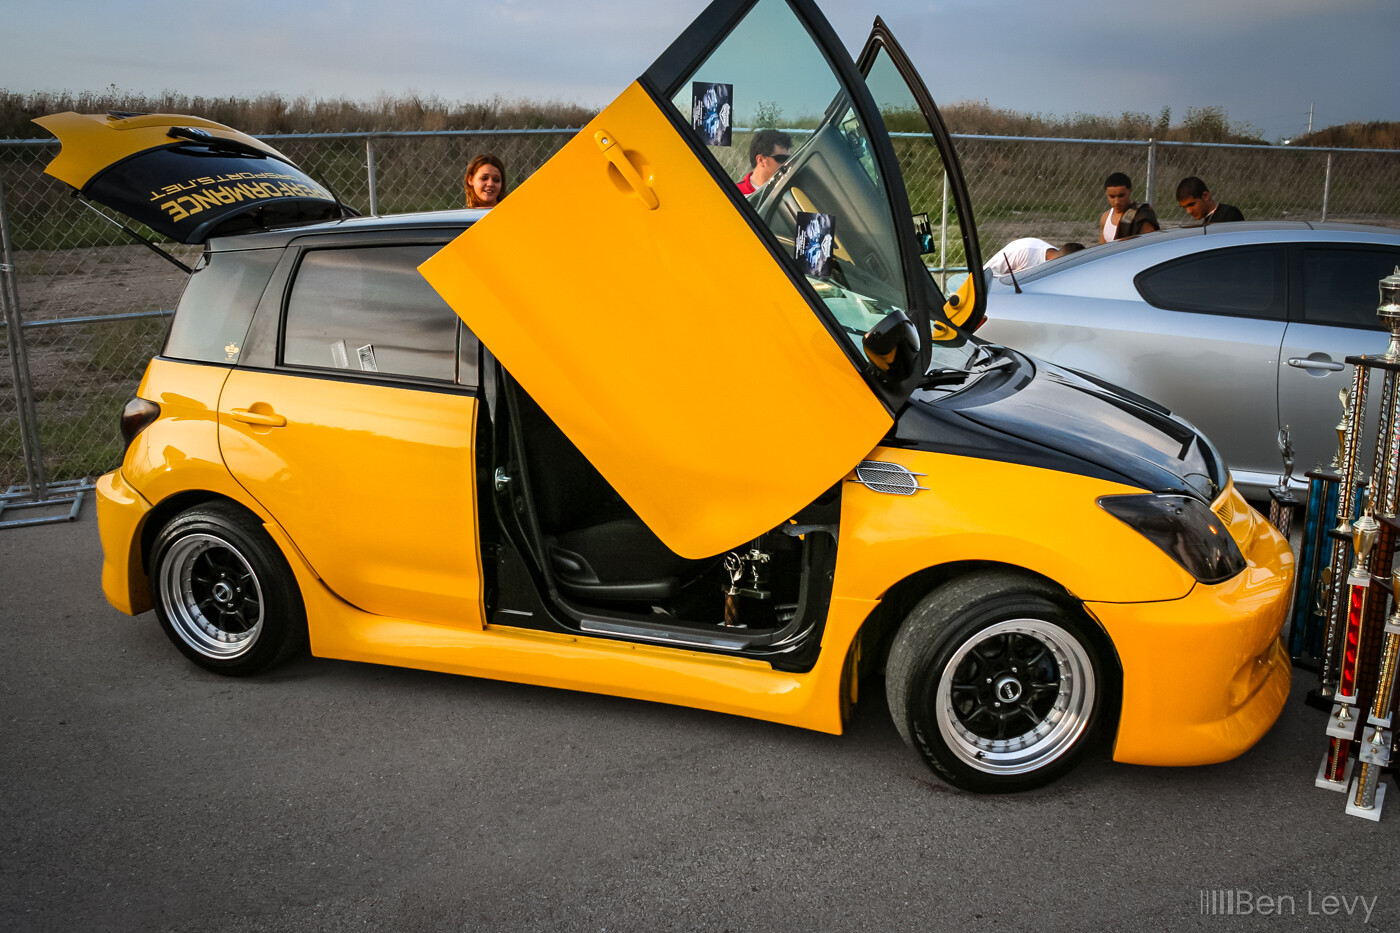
[833,446,1197,605]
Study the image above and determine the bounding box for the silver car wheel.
[934,618,1096,776]
[157,532,265,659]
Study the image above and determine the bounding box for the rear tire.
[150,503,306,676]
[886,571,1111,793]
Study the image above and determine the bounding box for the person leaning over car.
[983,237,1085,275]
[1098,172,1159,242]
[1176,176,1244,226]
[737,129,792,195]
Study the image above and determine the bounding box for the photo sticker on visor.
[691,82,733,147]
[912,212,934,253]
[795,212,835,279]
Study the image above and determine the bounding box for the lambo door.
[422,0,963,559]
[855,18,985,332]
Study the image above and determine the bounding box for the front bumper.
[95,468,153,616]
[1089,493,1294,766]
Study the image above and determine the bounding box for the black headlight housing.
[1097,493,1246,585]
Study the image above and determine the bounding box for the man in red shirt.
[737,129,793,195]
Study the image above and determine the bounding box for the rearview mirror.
[863,309,920,382]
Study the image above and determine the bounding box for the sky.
[2,0,1397,143]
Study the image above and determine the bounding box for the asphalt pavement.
[2,508,1396,932]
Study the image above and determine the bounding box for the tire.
[150,502,306,676]
[886,571,1112,793]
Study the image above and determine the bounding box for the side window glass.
[1136,247,1284,319]
[1302,247,1400,328]
[863,48,964,295]
[165,247,280,365]
[282,245,465,384]
[667,0,910,345]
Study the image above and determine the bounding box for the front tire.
[886,571,1112,793]
[150,503,306,676]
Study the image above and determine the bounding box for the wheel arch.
[852,559,1124,730]
[138,489,271,577]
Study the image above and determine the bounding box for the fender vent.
[850,460,927,496]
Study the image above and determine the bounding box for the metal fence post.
[366,136,379,216]
[0,171,48,502]
[939,170,950,290]
[1145,138,1156,205]
[1322,151,1333,223]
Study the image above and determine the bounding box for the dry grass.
[0,89,596,138]
[1294,122,1400,150]
[940,101,1269,144]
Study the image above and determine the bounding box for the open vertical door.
[856,19,986,332]
[422,0,936,558]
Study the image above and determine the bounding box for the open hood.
[33,111,345,244]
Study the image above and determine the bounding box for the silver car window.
[1135,246,1286,320]
[1302,245,1400,328]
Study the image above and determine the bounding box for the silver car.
[977,222,1400,499]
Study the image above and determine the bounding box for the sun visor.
[33,111,344,244]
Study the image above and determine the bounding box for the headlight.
[1097,493,1245,584]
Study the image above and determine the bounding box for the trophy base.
[1326,701,1362,739]
[1315,753,1355,791]
[1344,777,1386,821]
[1304,687,1334,712]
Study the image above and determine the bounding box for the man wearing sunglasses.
[737,129,793,195]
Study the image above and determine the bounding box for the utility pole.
[1308,102,1314,135]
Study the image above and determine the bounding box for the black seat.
[511,386,705,602]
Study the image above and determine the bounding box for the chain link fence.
[3,127,1399,509]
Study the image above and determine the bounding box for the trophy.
[1340,268,1400,818]
[1318,379,1368,699]
[1266,426,1298,537]
[1376,266,1400,361]
[1318,499,1379,790]
[1346,561,1399,819]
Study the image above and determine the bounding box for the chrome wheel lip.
[157,533,264,660]
[935,618,1095,776]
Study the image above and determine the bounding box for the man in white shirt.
[984,238,1084,276]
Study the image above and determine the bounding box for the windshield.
[669,0,911,349]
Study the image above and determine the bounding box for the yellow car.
[47,0,1292,793]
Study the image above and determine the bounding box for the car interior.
[485,367,839,665]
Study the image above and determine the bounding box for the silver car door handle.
[1287,358,1345,372]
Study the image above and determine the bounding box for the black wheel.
[886,571,1113,793]
[150,502,306,676]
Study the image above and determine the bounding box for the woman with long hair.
[465,155,506,208]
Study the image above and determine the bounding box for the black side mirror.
[863,309,920,382]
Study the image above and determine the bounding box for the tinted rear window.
[165,248,280,364]
[1302,245,1400,328]
[1135,246,1285,319]
[281,245,460,383]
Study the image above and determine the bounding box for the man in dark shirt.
[1176,176,1245,226]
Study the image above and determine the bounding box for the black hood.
[888,349,1227,500]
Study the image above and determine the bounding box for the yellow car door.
[422,0,943,560]
[219,242,485,629]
